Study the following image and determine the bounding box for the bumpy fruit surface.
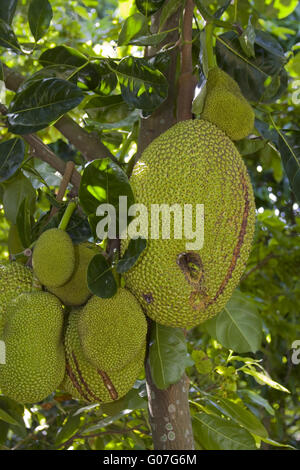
[62,309,145,403]
[201,67,255,141]
[0,262,40,335]
[32,228,75,288]
[121,119,256,328]
[78,289,147,372]
[0,292,65,403]
[48,243,96,306]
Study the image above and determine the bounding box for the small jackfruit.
[32,228,75,288]
[47,243,96,306]
[121,119,256,328]
[201,67,255,141]
[0,292,65,403]
[0,262,40,335]
[61,309,145,403]
[78,289,147,372]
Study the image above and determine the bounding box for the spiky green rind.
[0,262,40,336]
[201,67,255,141]
[0,292,65,404]
[32,228,75,288]
[78,289,147,372]
[121,119,256,328]
[62,309,145,403]
[48,244,95,306]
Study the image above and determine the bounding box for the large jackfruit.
[0,292,65,403]
[201,67,255,141]
[32,228,75,288]
[47,243,96,306]
[61,309,145,403]
[78,289,147,372]
[0,262,40,335]
[121,119,256,328]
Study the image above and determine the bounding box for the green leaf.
[191,350,213,374]
[277,131,300,203]
[87,253,117,299]
[0,408,20,427]
[129,31,169,46]
[55,414,81,447]
[193,412,257,450]
[28,0,53,42]
[7,78,83,135]
[16,197,32,249]
[115,56,168,111]
[0,138,25,183]
[2,172,36,224]
[116,237,146,274]
[0,18,21,52]
[149,323,188,389]
[204,290,263,353]
[242,367,290,393]
[84,95,130,124]
[102,388,147,416]
[0,0,17,25]
[238,390,275,416]
[216,30,288,103]
[79,158,134,239]
[205,394,268,438]
[136,0,165,16]
[118,13,148,46]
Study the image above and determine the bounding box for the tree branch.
[2,64,116,163]
[177,0,197,121]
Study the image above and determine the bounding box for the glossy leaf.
[118,13,148,46]
[2,173,36,224]
[116,237,146,274]
[159,0,182,31]
[84,95,130,124]
[28,0,53,41]
[79,158,134,238]
[115,56,168,111]
[204,290,263,353]
[216,30,288,103]
[87,253,117,299]
[0,138,25,183]
[0,18,21,52]
[149,323,189,389]
[0,408,20,427]
[54,414,81,446]
[7,78,83,135]
[193,413,257,450]
[0,0,17,25]
[16,197,32,249]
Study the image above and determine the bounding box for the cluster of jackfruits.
[201,67,255,141]
[0,256,147,404]
[122,119,256,328]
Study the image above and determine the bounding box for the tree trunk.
[136,1,196,450]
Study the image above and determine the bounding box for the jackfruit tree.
[0,0,299,452]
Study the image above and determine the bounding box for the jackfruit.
[201,67,255,141]
[61,309,145,403]
[121,119,256,328]
[47,243,96,306]
[0,292,65,403]
[78,289,147,372]
[0,262,40,335]
[32,228,75,288]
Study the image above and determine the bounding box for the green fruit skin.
[32,228,75,288]
[201,67,255,141]
[47,244,96,306]
[78,289,147,372]
[0,292,65,404]
[61,309,145,404]
[121,119,256,328]
[0,262,40,337]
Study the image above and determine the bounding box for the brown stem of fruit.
[49,161,76,218]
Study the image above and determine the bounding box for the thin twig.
[49,161,76,218]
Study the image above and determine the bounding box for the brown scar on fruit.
[66,358,91,402]
[97,370,118,400]
[176,252,205,289]
[71,351,103,402]
[143,292,154,304]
